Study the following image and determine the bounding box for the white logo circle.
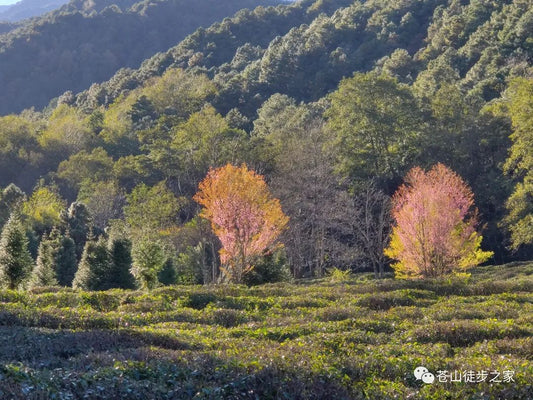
[414,366,429,380]
[422,372,435,384]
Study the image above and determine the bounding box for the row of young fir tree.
[0,210,173,291]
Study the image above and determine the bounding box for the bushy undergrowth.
[0,263,531,399]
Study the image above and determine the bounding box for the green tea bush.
[316,306,365,322]
[463,337,533,358]
[28,286,69,294]
[318,330,386,350]
[0,263,531,399]
[349,318,395,334]
[151,286,189,300]
[278,297,330,309]
[206,308,249,327]
[117,293,176,312]
[80,292,121,312]
[123,329,197,351]
[184,292,218,309]
[31,292,82,308]
[413,319,531,347]
[248,283,292,298]
[473,279,533,295]
[0,290,29,305]
[357,289,435,310]
[0,305,119,329]
[385,305,425,320]
[215,295,277,311]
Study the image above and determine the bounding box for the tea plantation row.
[0,263,531,399]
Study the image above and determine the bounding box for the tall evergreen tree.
[107,237,136,289]
[30,233,59,288]
[158,258,178,286]
[0,212,33,289]
[60,202,92,260]
[72,232,109,291]
[55,230,78,286]
[0,184,25,229]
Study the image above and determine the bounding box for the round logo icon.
[422,372,435,384]
[414,366,429,380]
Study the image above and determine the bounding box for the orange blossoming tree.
[194,164,288,283]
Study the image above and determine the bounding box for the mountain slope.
[59,0,531,262]
[0,0,531,264]
[0,0,282,115]
[73,0,532,115]
[0,0,68,22]
[0,20,17,34]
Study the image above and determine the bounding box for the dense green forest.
[0,0,532,289]
[0,0,283,114]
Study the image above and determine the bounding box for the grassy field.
[0,263,532,399]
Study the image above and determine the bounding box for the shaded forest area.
[0,0,282,114]
[0,0,68,22]
[0,0,532,288]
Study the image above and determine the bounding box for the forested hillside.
[0,20,17,34]
[0,0,531,286]
[0,0,282,114]
[0,0,68,22]
[73,0,532,110]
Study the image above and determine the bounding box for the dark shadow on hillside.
[0,326,197,369]
[0,326,357,400]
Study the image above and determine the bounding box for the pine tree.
[30,233,59,288]
[158,258,178,286]
[107,237,136,289]
[0,212,33,290]
[0,184,25,229]
[60,202,91,260]
[72,232,109,290]
[55,230,77,287]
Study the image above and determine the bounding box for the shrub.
[242,248,291,286]
[81,292,121,312]
[327,267,353,283]
[158,258,178,286]
[356,289,435,310]
[185,292,217,309]
[31,292,81,308]
[208,308,248,328]
[413,319,531,347]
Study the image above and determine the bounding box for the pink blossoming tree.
[385,163,492,278]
